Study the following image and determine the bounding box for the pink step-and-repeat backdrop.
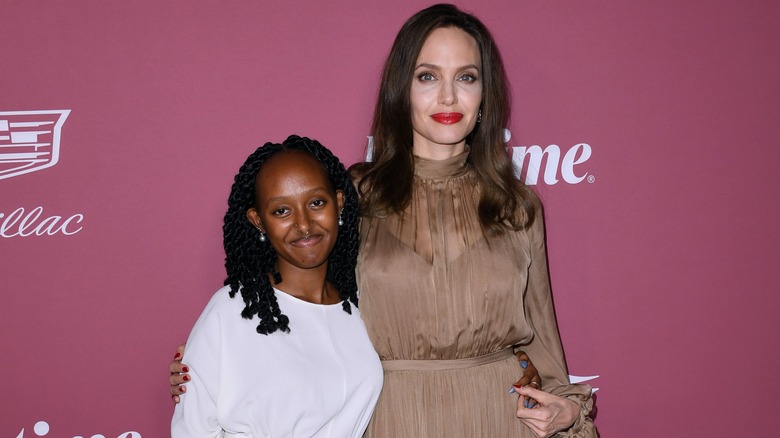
[2,1,779,436]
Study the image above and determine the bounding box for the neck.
[412,140,466,161]
[272,264,340,305]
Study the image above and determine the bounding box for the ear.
[246,208,263,232]
[336,190,345,212]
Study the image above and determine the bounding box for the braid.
[222,135,360,335]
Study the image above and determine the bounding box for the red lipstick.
[431,112,463,125]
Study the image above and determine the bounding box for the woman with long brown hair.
[349,5,595,436]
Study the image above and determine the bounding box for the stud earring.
[477,109,482,123]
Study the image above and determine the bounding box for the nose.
[438,79,457,106]
[293,211,311,236]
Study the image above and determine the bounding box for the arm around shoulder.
[171,288,229,437]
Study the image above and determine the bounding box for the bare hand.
[169,343,189,403]
[512,350,542,410]
[515,386,579,437]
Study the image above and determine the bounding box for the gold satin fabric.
[357,151,595,437]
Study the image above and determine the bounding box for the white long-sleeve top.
[171,286,383,438]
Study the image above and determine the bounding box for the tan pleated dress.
[357,151,596,437]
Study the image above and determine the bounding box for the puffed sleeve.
[171,291,225,437]
[521,203,597,437]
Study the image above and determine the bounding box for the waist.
[381,349,514,372]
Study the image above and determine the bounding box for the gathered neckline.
[413,148,470,180]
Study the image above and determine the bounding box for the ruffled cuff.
[553,389,597,438]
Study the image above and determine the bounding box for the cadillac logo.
[0,109,70,180]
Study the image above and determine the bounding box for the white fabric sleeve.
[171,294,225,437]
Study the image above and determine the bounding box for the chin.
[435,128,473,142]
[433,136,470,147]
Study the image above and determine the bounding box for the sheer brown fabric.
[357,151,595,437]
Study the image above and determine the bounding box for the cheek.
[411,84,438,110]
[263,220,290,239]
[410,102,427,133]
[410,95,426,120]
[466,86,483,111]
[321,211,340,229]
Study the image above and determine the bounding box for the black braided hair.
[222,135,360,335]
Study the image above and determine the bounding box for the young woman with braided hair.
[171,135,382,437]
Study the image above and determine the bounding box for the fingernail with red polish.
[182,366,189,373]
[183,375,190,382]
[174,352,181,359]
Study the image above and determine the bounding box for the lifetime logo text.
[510,143,593,186]
[15,420,140,438]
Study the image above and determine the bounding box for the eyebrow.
[265,187,330,203]
[415,63,480,71]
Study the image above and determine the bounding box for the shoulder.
[185,285,258,350]
[206,284,239,306]
[518,189,548,252]
[504,183,543,231]
[195,285,244,322]
[525,187,544,220]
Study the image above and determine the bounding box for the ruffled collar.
[413,148,470,180]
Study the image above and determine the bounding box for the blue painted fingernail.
[509,386,516,394]
[520,360,528,369]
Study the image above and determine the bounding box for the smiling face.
[246,151,344,275]
[410,26,483,159]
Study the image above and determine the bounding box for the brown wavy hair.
[353,3,536,235]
